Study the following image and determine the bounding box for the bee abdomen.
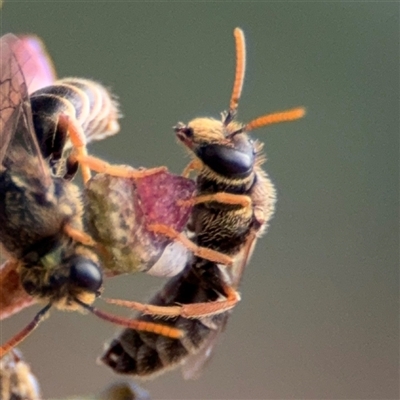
[101,316,212,377]
[30,78,120,150]
[58,78,120,140]
[101,262,225,377]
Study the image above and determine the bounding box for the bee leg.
[74,299,183,339]
[104,285,240,319]
[182,158,203,178]
[63,155,79,180]
[147,223,233,266]
[57,114,92,183]
[0,303,52,358]
[178,192,252,208]
[73,154,167,180]
[63,224,96,247]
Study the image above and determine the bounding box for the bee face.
[175,118,256,179]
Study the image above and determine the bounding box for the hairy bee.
[0,33,180,358]
[101,28,305,378]
[0,33,198,322]
[0,33,105,355]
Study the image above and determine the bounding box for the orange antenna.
[0,304,52,359]
[245,107,306,131]
[229,28,246,113]
[0,299,183,359]
[75,299,183,339]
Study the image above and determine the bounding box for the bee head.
[174,115,255,179]
[173,27,305,180]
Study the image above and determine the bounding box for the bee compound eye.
[69,258,103,293]
[196,143,254,178]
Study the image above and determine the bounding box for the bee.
[0,33,181,358]
[100,28,305,378]
[5,34,121,182]
[0,349,41,400]
[0,33,208,323]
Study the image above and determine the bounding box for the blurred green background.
[0,2,398,399]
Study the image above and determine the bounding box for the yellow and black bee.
[101,28,305,378]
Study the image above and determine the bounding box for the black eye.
[196,144,255,178]
[69,257,102,293]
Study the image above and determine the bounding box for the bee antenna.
[74,298,183,339]
[245,107,306,132]
[0,303,52,358]
[229,28,246,115]
[226,125,246,139]
[222,109,237,126]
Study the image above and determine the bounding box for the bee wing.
[182,314,229,380]
[0,34,51,186]
[231,233,258,289]
[0,260,36,320]
[13,35,57,94]
[182,234,258,379]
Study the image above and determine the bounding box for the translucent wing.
[182,313,229,380]
[0,33,51,186]
[182,234,258,379]
[13,35,56,94]
[230,233,258,288]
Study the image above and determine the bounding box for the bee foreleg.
[147,223,233,266]
[182,158,203,178]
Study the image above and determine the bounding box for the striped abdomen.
[101,260,227,377]
[30,77,120,160]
